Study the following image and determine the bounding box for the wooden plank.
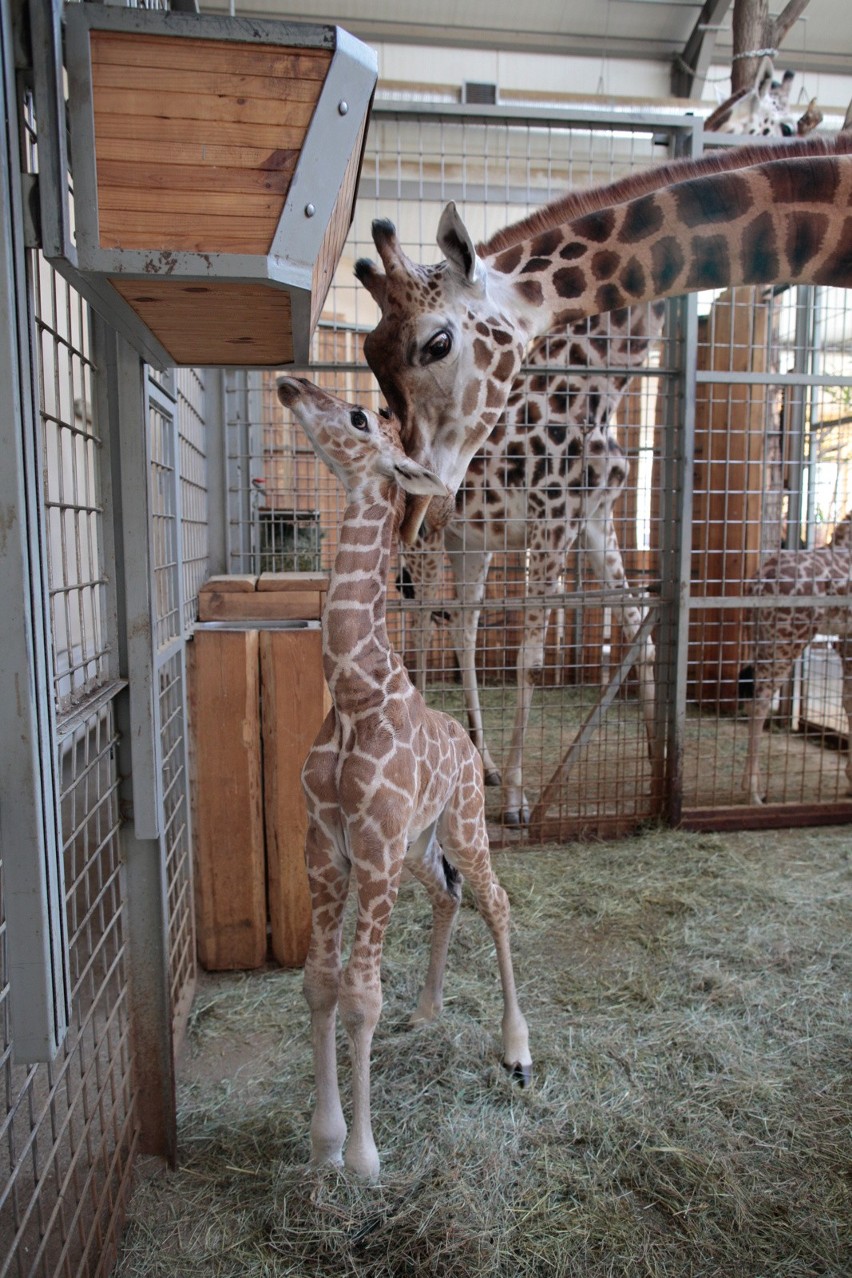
[97,187,282,218]
[198,590,323,622]
[258,572,329,592]
[92,85,319,126]
[95,138,302,173]
[96,158,297,194]
[92,59,327,102]
[90,32,331,81]
[188,630,266,971]
[109,278,294,367]
[93,114,309,150]
[99,214,277,253]
[199,574,257,594]
[261,629,331,967]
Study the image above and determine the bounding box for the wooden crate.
[189,573,330,970]
[198,572,327,622]
[261,629,330,967]
[188,630,266,971]
[47,7,377,367]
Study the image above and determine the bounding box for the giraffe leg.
[743,675,777,805]
[441,766,531,1084]
[405,824,463,1023]
[402,528,444,696]
[502,547,560,824]
[582,513,657,761]
[302,820,350,1169]
[445,533,501,785]
[338,842,404,1182]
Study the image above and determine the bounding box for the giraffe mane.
[477,135,852,257]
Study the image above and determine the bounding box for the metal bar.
[690,593,852,610]
[64,4,337,52]
[106,335,162,841]
[662,289,700,828]
[671,0,734,97]
[372,98,699,133]
[101,326,176,1163]
[529,608,658,831]
[695,369,852,388]
[203,371,228,577]
[0,0,69,1064]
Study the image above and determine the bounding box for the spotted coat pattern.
[743,512,852,803]
[704,59,822,139]
[402,303,663,823]
[357,135,852,539]
[275,376,530,1181]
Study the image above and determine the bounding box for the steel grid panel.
[0,705,134,1278]
[226,102,687,843]
[158,651,195,1039]
[224,100,852,834]
[148,398,181,652]
[175,369,208,633]
[33,251,109,717]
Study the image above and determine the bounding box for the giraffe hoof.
[504,1060,532,1088]
[502,805,530,827]
[483,768,502,787]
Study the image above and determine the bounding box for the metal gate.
[226,99,852,840]
[1,1,208,1270]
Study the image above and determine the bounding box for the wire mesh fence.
[225,102,852,836]
[1,251,136,1276]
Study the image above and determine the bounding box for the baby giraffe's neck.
[322,482,399,713]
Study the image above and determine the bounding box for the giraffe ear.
[381,455,448,498]
[354,258,387,310]
[437,203,484,288]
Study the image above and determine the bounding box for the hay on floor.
[114,826,851,1278]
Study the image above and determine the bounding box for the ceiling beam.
[671,0,734,98]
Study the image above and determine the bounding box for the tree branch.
[772,0,812,48]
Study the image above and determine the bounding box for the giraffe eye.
[349,409,369,431]
[422,329,452,363]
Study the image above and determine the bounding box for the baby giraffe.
[276,376,531,1182]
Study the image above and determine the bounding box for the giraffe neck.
[487,152,852,341]
[323,486,398,712]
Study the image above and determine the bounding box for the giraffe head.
[705,58,821,138]
[276,376,448,508]
[355,207,526,537]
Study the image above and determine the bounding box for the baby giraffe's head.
[276,377,449,508]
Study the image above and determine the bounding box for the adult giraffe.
[401,303,665,825]
[355,134,852,544]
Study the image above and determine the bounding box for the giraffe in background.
[276,375,530,1182]
[742,512,852,804]
[354,133,852,542]
[401,302,664,825]
[704,57,822,138]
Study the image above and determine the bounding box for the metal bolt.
[338,100,349,115]
[304,203,316,218]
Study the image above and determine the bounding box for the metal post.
[204,369,229,576]
[0,0,69,1062]
[657,291,699,828]
[101,327,176,1162]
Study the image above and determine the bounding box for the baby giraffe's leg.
[441,757,531,1084]
[302,822,350,1168]
[405,825,463,1024]
[338,841,405,1182]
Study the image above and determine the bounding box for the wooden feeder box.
[38,5,376,368]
